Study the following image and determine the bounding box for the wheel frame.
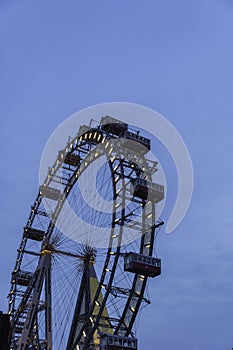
[8,119,160,350]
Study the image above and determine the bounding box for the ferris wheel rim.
[9,119,160,350]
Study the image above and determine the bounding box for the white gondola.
[121,131,151,154]
[40,185,61,200]
[100,334,137,350]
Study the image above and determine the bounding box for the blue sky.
[1,0,233,349]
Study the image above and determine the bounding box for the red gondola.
[12,271,33,287]
[124,253,161,278]
[59,152,81,167]
[100,116,128,136]
[24,227,45,242]
[131,178,164,202]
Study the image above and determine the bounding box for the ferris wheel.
[8,116,164,350]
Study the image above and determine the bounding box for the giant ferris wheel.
[8,116,164,350]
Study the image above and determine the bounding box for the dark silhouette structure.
[0,311,10,350]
